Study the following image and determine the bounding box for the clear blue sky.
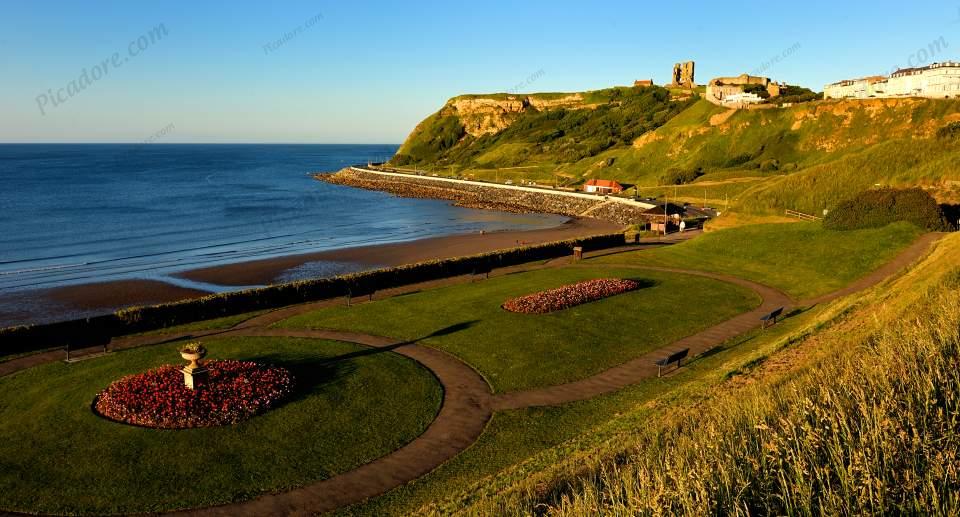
[2,0,958,143]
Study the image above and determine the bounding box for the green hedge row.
[0,233,625,357]
[823,188,952,231]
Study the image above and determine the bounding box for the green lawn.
[337,299,843,516]
[0,336,441,515]
[591,222,923,300]
[277,267,760,393]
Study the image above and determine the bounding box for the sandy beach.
[0,217,621,328]
[176,217,622,286]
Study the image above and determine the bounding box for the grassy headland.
[388,87,960,219]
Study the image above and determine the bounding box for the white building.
[825,62,960,100]
[721,92,766,106]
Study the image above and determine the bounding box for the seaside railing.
[0,233,627,358]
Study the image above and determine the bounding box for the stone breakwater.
[319,168,649,225]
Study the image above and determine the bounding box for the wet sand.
[176,217,622,286]
[0,217,621,328]
[0,280,209,328]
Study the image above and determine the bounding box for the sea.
[0,144,566,297]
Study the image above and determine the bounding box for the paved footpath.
[0,232,943,516]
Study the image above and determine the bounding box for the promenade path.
[0,232,942,516]
[348,166,658,210]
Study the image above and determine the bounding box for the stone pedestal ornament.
[180,343,209,390]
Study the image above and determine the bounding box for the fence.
[785,209,822,222]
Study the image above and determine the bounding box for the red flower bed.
[94,360,295,429]
[502,278,642,314]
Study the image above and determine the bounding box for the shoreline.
[175,216,622,286]
[0,217,622,328]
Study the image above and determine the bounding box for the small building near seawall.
[583,179,624,195]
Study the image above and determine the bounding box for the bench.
[655,348,689,377]
[345,287,376,307]
[760,307,785,329]
[472,264,492,280]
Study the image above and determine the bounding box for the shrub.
[823,188,951,231]
[759,159,780,172]
[936,121,960,140]
[659,167,704,186]
[723,153,753,168]
[502,279,642,314]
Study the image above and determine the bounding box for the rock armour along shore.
[320,168,651,225]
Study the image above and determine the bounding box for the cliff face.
[442,94,589,137]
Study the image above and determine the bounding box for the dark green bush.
[659,166,704,185]
[723,153,753,168]
[823,188,951,231]
[936,122,960,140]
[759,159,780,172]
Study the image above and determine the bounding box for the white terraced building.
[825,62,960,100]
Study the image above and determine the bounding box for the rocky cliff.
[444,94,590,137]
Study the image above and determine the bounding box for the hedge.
[0,233,626,357]
[823,188,952,232]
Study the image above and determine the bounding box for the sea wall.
[321,168,653,225]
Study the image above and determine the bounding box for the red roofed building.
[583,179,624,195]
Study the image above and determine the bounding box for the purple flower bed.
[502,278,642,314]
[94,360,295,429]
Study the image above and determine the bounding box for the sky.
[1,0,959,144]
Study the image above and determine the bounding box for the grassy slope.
[458,231,960,516]
[591,221,924,300]
[338,308,831,516]
[0,337,441,515]
[278,267,759,393]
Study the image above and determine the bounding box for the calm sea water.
[0,144,565,294]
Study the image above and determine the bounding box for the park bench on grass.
[346,287,376,307]
[655,348,689,378]
[472,264,492,281]
[760,307,785,329]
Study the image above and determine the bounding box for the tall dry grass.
[530,272,960,516]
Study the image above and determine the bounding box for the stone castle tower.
[670,61,696,88]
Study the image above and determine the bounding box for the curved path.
[0,232,942,516]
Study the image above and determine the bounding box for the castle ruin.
[670,61,696,88]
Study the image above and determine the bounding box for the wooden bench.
[655,348,689,377]
[760,307,785,329]
[472,264,492,280]
[345,287,376,307]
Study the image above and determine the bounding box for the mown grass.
[591,221,923,300]
[0,336,441,515]
[339,278,857,515]
[473,234,960,516]
[277,266,759,393]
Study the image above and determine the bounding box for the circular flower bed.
[502,278,642,314]
[94,360,295,429]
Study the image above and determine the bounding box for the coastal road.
[348,166,659,210]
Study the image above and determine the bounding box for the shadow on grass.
[258,321,481,402]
